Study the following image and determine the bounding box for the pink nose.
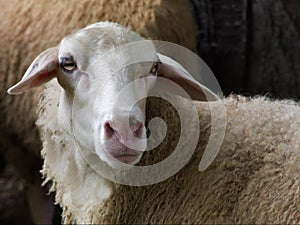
[104,117,144,142]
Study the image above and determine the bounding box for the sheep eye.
[149,62,160,75]
[60,57,77,72]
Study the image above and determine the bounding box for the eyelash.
[60,56,77,73]
[149,62,160,75]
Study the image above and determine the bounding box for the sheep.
[8,21,300,224]
[0,0,197,223]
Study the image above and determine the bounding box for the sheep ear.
[157,53,218,101]
[7,47,58,95]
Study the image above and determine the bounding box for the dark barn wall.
[190,0,248,95]
[191,0,300,99]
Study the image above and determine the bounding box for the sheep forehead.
[58,22,151,80]
[88,58,153,95]
[60,22,144,57]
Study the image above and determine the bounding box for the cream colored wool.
[38,82,300,224]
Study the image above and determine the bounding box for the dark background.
[1,0,299,224]
[192,0,300,99]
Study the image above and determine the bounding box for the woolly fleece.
[39,82,300,224]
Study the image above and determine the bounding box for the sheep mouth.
[105,148,142,164]
[102,139,144,164]
[112,153,141,164]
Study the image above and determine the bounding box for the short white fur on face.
[57,22,158,168]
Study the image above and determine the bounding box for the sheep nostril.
[104,122,115,138]
[103,118,144,141]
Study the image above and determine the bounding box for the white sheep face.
[57,24,159,168]
[8,22,158,168]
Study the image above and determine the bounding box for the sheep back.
[88,95,300,224]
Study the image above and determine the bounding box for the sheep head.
[8,22,218,170]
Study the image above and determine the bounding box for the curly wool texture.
[38,83,300,224]
[0,0,196,183]
[97,95,300,224]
